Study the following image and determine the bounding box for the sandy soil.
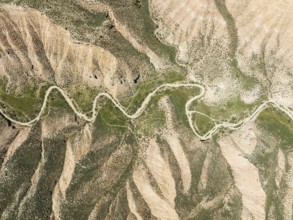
[132,164,179,220]
[198,150,212,191]
[275,149,286,188]
[126,182,143,220]
[281,152,293,220]
[150,0,228,63]
[219,125,266,219]
[159,97,192,192]
[0,4,119,96]
[226,0,293,67]
[3,128,31,162]
[145,138,176,207]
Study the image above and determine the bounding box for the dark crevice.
[133,73,140,84]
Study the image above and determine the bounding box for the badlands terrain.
[0,0,293,219]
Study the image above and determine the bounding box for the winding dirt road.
[0,83,292,140]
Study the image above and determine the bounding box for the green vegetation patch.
[193,113,215,136]
[256,107,293,150]
[124,71,185,114]
[168,87,200,128]
[71,85,101,113]
[135,108,165,136]
[45,89,73,117]
[192,95,265,124]
[134,85,199,134]
[97,99,129,134]
[0,79,48,120]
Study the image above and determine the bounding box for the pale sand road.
[1,2,293,140]
[1,82,293,141]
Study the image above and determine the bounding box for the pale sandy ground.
[126,182,143,220]
[151,0,293,70]
[145,138,176,207]
[2,128,31,162]
[0,125,17,147]
[227,0,293,110]
[230,122,258,155]
[282,152,293,220]
[0,4,121,97]
[150,0,228,63]
[159,96,192,192]
[150,0,240,105]
[226,0,293,67]
[202,76,240,104]
[219,122,266,220]
[270,70,293,107]
[275,149,286,188]
[1,2,293,219]
[52,124,93,219]
[198,149,212,191]
[129,98,182,219]
[240,85,262,105]
[41,114,75,138]
[150,0,293,110]
[51,140,75,220]
[164,133,192,193]
[0,115,76,218]
[188,188,233,219]
[132,164,179,220]
[60,125,92,192]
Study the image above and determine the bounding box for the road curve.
[0,83,204,126]
[0,83,293,140]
